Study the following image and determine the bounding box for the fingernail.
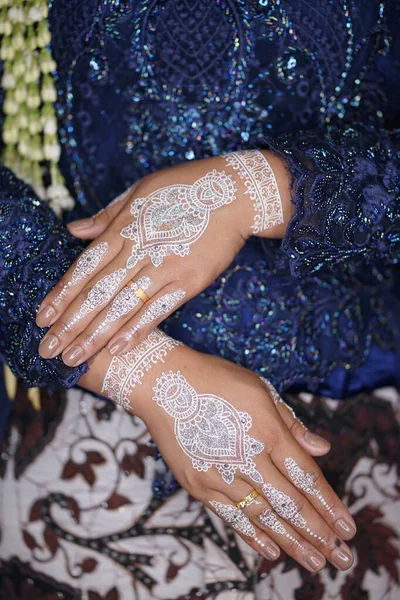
[331,547,353,570]
[262,545,280,560]
[68,217,94,231]
[62,346,83,366]
[335,518,357,539]
[39,335,59,358]
[255,537,280,560]
[304,430,330,449]
[108,338,129,356]
[304,551,325,572]
[36,305,56,327]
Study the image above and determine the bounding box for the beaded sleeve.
[266,126,400,279]
[0,164,88,390]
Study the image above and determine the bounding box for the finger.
[60,274,161,367]
[106,283,187,356]
[67,186,135,240]
[270,435,357,541]
[38,259,136,360]
[251,460,354,570]
[36,235,121,328]
[260,377,331,456]
[206,492,281,563]
[225,481,327,573]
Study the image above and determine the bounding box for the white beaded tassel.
[0,0,74,215]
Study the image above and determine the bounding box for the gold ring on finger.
[126,280,150,304]
[235,489,260,509]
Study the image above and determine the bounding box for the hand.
[35,151,291,366]
[136,349,356,573]
[76,331,355,571]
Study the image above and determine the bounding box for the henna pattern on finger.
[260,376,305,428]
[284,457,335,517]
[84,276,152,346]
[225,150,283,233]
[53,241,109,306]
[262,483,328,546]
[60,268,127,335]
[102,329,182,410]
[258,509,305,550]
[121,170,237,269]
[153,371,264,484]
[210,500,267,551]
[210,501,256,538]
[123,289,186,341]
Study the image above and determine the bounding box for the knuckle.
[286,536,304,555]
[288,419,304,438]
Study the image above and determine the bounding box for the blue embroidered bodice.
[1,0,400,408]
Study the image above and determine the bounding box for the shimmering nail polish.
[36,305,56,327]
[62,346,83,366]
[108,339,128,355]
[39,335,59,358]
[331,547,353,570]
[304,430,330,449]
[335,518,356,539]
[304,552,325,571]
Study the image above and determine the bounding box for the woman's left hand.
[36,152,289,366]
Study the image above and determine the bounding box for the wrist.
[225,149,293,240]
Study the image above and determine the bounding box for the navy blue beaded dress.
[0,2,399,598]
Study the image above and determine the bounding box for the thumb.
[260,377,331,457]
[67,187,132,239]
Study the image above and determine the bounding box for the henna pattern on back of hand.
[153,370,264,484]
[121,170,237,269]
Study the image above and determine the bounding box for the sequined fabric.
[0,166,87,390]
[0,0,399,396]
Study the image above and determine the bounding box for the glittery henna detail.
[102,329,181,410]
[53,241,109,306]
[284,457,335,517]
[60,268,127,335]
[258,509,305,550]
[262,483,328,546]
[153,371,264,484]
[124,289,186,341]
[84,276,152,346]
[121,170,237,269]
[210,501,257,538]
[225,150,283,233]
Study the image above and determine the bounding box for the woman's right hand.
[80,335,356,573]
[136,348,356,573]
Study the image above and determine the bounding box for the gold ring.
[235,490,260,509]
[127,280,150,304]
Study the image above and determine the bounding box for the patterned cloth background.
[0,384,398,599]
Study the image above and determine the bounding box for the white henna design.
[124,289,186,341]
[121,170,237,269]
[53,241,109,306]
[210,501,268,551]
[102,330,181,410]
[284,458,335,517]
[225,150,283,233]
[258,509,305,550]
[153,371,264,485]
[260,376,305,428]
[210,501,256,538]
[60,268,127,335]
[262,483,328,545]
[84,276,152,346]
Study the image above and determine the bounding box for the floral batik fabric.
[0,384,399,599]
